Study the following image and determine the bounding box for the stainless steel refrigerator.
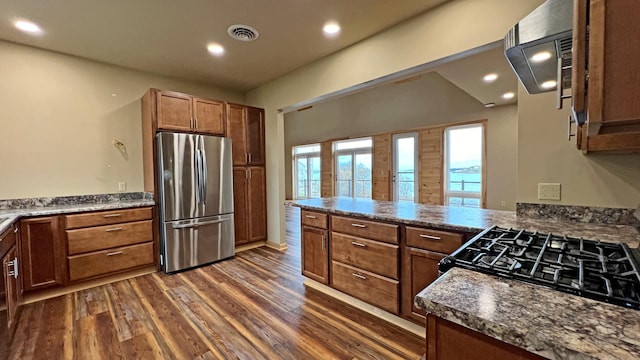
[156,132,235,273]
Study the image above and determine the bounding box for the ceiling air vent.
[228,25,259,42]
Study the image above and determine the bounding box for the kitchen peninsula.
[288,197,640,360]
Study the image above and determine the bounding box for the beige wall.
[284,72,519,210]
[0,40,244,199]
[517,85,640,207]
[247,0,544,245]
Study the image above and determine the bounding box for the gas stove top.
[439,226,640,310]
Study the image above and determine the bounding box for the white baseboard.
[266,240,288,251]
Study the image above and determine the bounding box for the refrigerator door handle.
[200,143,208,203]
[172,218,230,229]
[195,148,202,203]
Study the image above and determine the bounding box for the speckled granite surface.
[415,268,640,360]
[0,192,153,210]
[0,192,154,234]
[517,203,640,226]
[287,198,640,247]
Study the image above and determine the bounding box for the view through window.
[444,124,484,207]
[334,138,372,198]
[293,144,321,199]
[393,133,418,202]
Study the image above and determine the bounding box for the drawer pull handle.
[107,251,123,256]
[352,273,367,280]
[419,234,441,240]
[105,227,123,232]
[104,214,122,218]
[351,224,366,228]
[351,241,366,247]
[305,215,317,219]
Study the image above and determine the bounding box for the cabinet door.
[233,167,249,245]
[301,226,328,284]
[4,245,19,329]
[20,217,66,291]
[227,103,248,165]
[157,90,193,132]
[246,106,265,165]
[194,97,225,135]
[402,247,444,324]
[248,167,267,242]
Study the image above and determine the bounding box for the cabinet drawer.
[65,207,152,229]
[301,210,328,229]
[331,261,399,314]
[68,242,154,281]
[405,226,463,254]
[331,232,398,279]
[331,215,398,244]
[66,220,153,255]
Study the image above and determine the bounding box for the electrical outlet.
[500,201,506,207]
[538,183,561,200]
[118,181,126,192]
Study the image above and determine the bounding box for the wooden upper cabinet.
[573,0,640,152]
[226,103,265,165]
[157,90,193,132]
[227,103,248,165]
[246,106,265,165]
[155,90,225,135]
[194,97,225,134]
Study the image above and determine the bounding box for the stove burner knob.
[438,256,456,273]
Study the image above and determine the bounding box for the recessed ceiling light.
[502,92,515,100]
[531,51,552,63]
[483,73,498,83]
[207,43,225,56]
[323,22,341,37]
[541,80,557,89]
[14,20,42,34]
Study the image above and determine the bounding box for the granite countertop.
[0,192,154,234]
[415,268,640,360]
[287,198,640,247]
[289,197,640,359]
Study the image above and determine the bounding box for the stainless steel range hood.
[504,0,573,94]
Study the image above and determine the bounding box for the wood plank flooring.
[10,206,425,359]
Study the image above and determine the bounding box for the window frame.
[443,122,486,208]
[333,137,373,199]
[292,144,321,199]
[392,132,419,202]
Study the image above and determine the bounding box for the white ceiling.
[0,0,450,91]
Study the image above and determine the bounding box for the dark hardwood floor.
[10,206,424,359]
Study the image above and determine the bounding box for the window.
[293,144,321,199]
[444,124,484,208]
[334,138,372,198]
[392,132,418,202]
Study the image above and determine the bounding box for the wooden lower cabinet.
[331,261,399,314]
[19,216,66,292]
[402,247,444,323]
[64,207,155,283]
[68,242,154,281]
[232,166,267,245]
[301,226,329,284]
[426,315,545,360]
[1,225,20,330]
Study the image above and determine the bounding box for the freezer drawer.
[162,214,235,273]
